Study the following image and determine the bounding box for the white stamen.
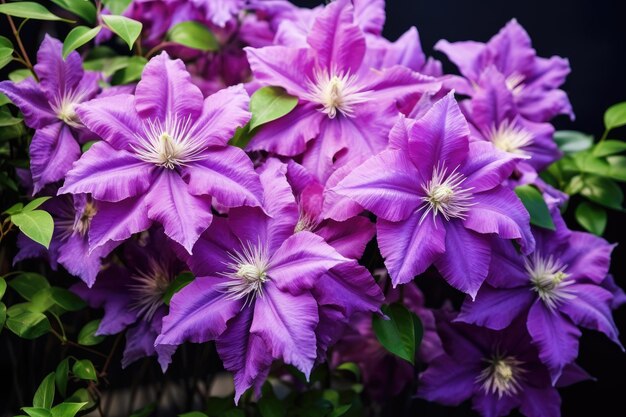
[417,163,475,224]
[304,67,371,119]
[128,258,172,321]
[505,72,525,96]
[51,89,88,128]
[525,252,575,310]
[132,114,206,169]
[72,200,97,237]
[294,210,318,233]
[488,120,534,157]
[477,354,526,398]
[218,240,271,307]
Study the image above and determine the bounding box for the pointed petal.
[59,141,156,202]
[245,46,314,97]
[472,392,520,417]
[417,354,476,406]
[57,234,109,287]
[378,212,446,286]
[461,141,518,192]
[122,318,158,368]
[354,0,385,34]
[560,232,614,283]
[457,285,534,330]
[487,19,535,76]
[315,216,374,259]
[0,78,55,128]
[434,39,485,81]
[519,385,561,417]
[35,35,83,98]
[471,66,517,127]
[185,217,239,277]
[487,238,532,288]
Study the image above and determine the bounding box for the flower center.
[132,114,205,169]
[488,120,533,157]
[52,93,83,128]
[525,253,574,310]
[418,164,474,224]
[129,258,172,321]
[73,201,97,237]
[505,72,525,96]
[477,355,525,398]
[219,240,271,306]
[305,69,371,119]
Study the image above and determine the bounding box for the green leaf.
[249,86,298,130]
[102,15,142,50]
[163,272,194,305]
[55,358,69,397]
[3,202,24,215]
[30,288,56,313]
[65,389,92,409]
[49,287,86,311]
[572,153,610,177]
[553,130,594,154]
[0,92,11,105]
[606,156,626,181]
[81,140,97,153]
[50,402,88,417]
[604,102,626,131]
[581,176,624,210]
[372,304,417,364]
[9,273,50,301]
[111,56,147,85]
[0,277,6,299]
[51,0,97,24]
[23,197,51,212]
[228,124,251,149]
[6,311,50,339]
[33,372,56,409]
[78,319,105,346]
[10,209,54,249]
[9,68,33,82]
[575,202,607,236]
[167,21,218,51]
[0,113,23,127]
[21,407,52,417]
[0,302,6,331]
[0,37,14,70]
[0,2,73,22]
[592,140,626,157]
[63,26,102,59]
[101,0,132,14]
[336,362,360,381]
[514,185,555,230]
[329,405,351,417]
[72,359,97,381]
[220,411,244,417]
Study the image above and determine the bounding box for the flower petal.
[185,217,240,277]
[434,39,485,81]
[560,232,614,284]
[315,216,374,259]
[245,46,314,97]
[35,35,83,99]
[457,284,534,330]
[487,238,534,288]
[461,141,518,193]
[0,78,56,129]
[417,353,476,406]
[519,386,561,417]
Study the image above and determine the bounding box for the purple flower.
[332,93,534,297]
[457,214,622,383]
[59,52,263,254]
[245,0,440,182]
[0,35,100,193]
[156,160,382,401]
[72,229,182,368]
[418,313,591,417]
[190,0,245,27]
[436,19,574,123]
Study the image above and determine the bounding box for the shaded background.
[2,0,625,416]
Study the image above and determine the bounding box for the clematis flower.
[14,193,116,287]
[190,0,245,27]
[332,93,534,297]
[457,213,622,383]
[435,19,574,123]
[72,229,182,368]
[59,52,263,254]
[245,0,440,182]
[418,312,591,417]
[156,160,382,401]
[0,35,100,193]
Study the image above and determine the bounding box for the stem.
[134,37,143,56]
[50,312,67,341]
[100,333,123,377]
[1,1,38,81]
[600,129,609,142]
[145,41,177,59]
[50,329,108,358]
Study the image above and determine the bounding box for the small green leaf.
[249,86,298,130]
[514,185,555,230]
[606,156,626,181]
[604,102,626,131]
[51,0,97,24]
[111,56,147,85]
[0,92,11,105]
[50,402,88,417]
[0,2,73,22]
[167,21,219,51]
[65,389,92,409]
[78,319,105,346]
[0,277,6,299]
[163,272,194,305]
[55,358,70,397]
[72,359,97,381]
[9,68,33,82]
[6,311,50,339]
[33,372,56,409]
[228,124,251,149]
[329,405,352,417]
[592,140,626,157]
[23,197,51,212]
[102,15,142,50]
[11,209,55,249]
[101,0,132,15]
[9,273,50,301]
[0,35,13,70]
[3,202,24,215]
[553,130,594,154]
[0,113,23,127]
[81,140,97,153]
[49,287,86,311]
[63,26,102,59]
[575,202,607,236]
[336,362,361,381]
[21,407,52,417]
[372,304,417,364]
[30,288,56,313]
[0,302,6,331]
[581,176,624,210]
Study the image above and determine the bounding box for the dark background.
[2,0,626,416]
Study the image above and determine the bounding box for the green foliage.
[514,185,556,230]
[5,198,54,248]
[102,15,143,50]
[575,201,607,235]
[604,101,626,132]
[6,311,50,339]
[55,359,69,398]
[249,86,299,131]
[71,359,97,381]
[51,0,97,24]
[102,0,132,15]
[167,21,219,51]
[63,26,102,58]
[111,56,147,85]
[0,36,13,70]
[9,273,50,301]
[372,303,422,365]
[77,319,105,346]
[0,2,74,22]
[33,373,56,409]
[163,272,195,305]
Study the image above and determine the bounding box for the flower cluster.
[1,0,623,416]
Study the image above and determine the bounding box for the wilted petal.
[457,285,534,330]
[30,123,81,193]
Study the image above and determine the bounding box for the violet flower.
[457,213,622,383]
[418,313,591,417]
[332,93,534,297]
[59,52,263,254]
[245,0,440,182]
[436,19,574,123]
[0,36,100,193]
[156,160,382,401]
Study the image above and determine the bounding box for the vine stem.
[1,0,38,81]
[144,41,177,59]
[50,329,108,359]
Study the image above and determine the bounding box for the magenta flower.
[156,160,381,401]
[245,0,440,182]
[59,52,263,254]
[457,213,622,383]
[418,313,591,417]
[0,36,100,193]
[333,93,534,297]
[436,19,574,123]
